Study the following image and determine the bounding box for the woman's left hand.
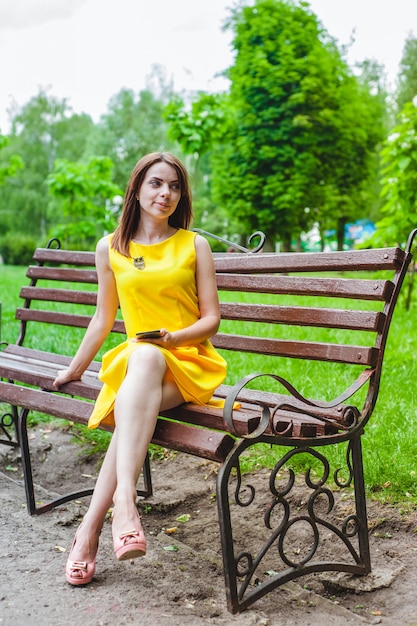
[135,328,177,348]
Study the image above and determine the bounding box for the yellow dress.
[88,229,227,429]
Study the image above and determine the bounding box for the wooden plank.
[161,403,260,436]
[0,381,235,462]
[20,286,98,306]
[219,303,384,331]
[15,309,126,334]
[214,247,406,273]
[33,248,96,266]
[26,266,98,283]
[216,274,394,301]
[0,381,94,424]
[212,333,378,365]
[152,419,235,462]
[1,344,101,372]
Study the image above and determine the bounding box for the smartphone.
[136,329,162,339]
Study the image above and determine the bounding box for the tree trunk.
[337,217,346,251]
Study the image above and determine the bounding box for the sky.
[0,0,416,133]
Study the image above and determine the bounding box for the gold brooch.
[133,256,145,270]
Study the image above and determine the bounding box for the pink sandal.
[65,524,98,586]
[112,524,147,561]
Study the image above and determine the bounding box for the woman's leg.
[111,344,183,537]
[68,344,183,563]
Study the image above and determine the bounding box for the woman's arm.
[53,236,119,388]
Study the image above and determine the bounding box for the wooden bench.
[0,228,416,614]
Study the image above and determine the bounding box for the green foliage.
[0,234,37,265]
[367,98,417,246]
[164,93,226,156]
[84,87,173,191]
[210,0,386,249]
[396,34,417,113]
[47,156,123,248]
[0,133,24,185]
[0,88,95,241]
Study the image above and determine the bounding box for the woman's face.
[138,162,181,222]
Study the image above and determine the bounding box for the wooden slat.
[0,381,235,462]
[15,308,126,334]
[0,380,94,424]
[216,274,394,301]
[161,402,260,436]
[214,247,406,273]
[20,286,98,306]
[152,419,235,462]
[219,303,383,332]
[1,344,101,372]
[33,248,96,266]
[212,333,378,365]
[26,266,98,283]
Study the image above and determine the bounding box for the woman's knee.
[127,344,166,378]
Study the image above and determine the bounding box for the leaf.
[55,545,67,553]
[176,514,191,523]
[163,544,179,552]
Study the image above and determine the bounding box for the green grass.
[1,264,417,506]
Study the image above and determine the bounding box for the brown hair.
[111,152,193,256]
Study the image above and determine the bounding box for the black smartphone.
[136,329,162,339]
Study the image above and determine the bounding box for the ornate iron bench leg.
[16,406,153,516]
[217,434,372,613]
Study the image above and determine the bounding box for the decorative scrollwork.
[46,237,61,249]
[334,439,354,488]
[0,410,17,445]
[192,228,266,253]
[235,551,254,577]
[223,371,363,441]
[278,516,320,568]
[233,459,255,507]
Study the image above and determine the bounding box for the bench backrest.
[15,240,413,427]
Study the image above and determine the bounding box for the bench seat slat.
[220,303,383,331]
[0,381,235,463]
[217,274,394,301]
[1,344,101,372]
[212,334,378,365]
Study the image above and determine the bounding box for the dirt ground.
[1,425,417,626]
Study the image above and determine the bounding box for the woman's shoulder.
[96,234,112,253]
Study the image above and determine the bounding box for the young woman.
[53,152,227,584]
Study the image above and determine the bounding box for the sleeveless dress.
[88,229,227,429]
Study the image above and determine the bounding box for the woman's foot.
[65,522,100,586]
[111,500,146,561]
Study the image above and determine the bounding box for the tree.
[396,34,417,113]
[0,133,24,185]
[0,88,94,240]
[210,0,386,250]
[84,85,173,191]
[368,97,417,247]
[47,156,123,249]
[163,93,235,238]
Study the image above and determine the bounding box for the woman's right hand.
[53,368,81,390]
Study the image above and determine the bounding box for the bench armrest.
[222,370,374,439]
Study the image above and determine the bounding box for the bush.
[0,234,38,265]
